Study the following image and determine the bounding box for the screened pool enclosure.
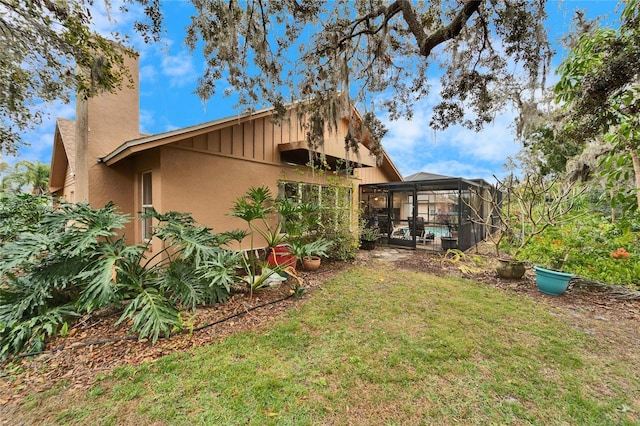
[360,177,496,252]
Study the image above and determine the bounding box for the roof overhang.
[278,141,377,169]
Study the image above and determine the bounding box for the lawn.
[4,264,640,425]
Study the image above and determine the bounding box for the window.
[141,171,153,242]
[279,181,352,225]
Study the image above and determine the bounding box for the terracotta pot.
[496,258,526,279]
[302,255,321,271]
[266,245,297,270]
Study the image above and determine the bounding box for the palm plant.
[21,160,50,194]
[228,185,275,252]
[1,160,50,194]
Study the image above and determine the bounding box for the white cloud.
[373,55,537,181]
[89,1,136,35]
[139,109,155,135]
[447,112,520,162]
[160,50,198,88]
[140,65,158,84]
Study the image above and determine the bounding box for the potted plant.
[289,238,333,271]
[521,236,575,296]
[438,214,458,251]
[359,227,378,250]
[440,235,458,251]
[266,198,322,271]
[228,185,291,293]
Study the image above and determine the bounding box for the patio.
[360,175,496,252]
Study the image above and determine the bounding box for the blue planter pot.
[534,266,574,296]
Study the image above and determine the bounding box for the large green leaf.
[116,287,180,344]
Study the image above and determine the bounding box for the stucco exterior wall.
[49,49,401,255]
[158,146,360,248]
[75,54,140,210]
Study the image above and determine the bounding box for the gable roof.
[100,106,275,166]
[49,100,402,183]
[99,104,402,182]
[49,118,76,192]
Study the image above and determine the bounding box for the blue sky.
[9,0,622,182]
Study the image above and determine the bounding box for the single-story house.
[49,54,403,252]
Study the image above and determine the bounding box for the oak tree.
[3,0,553,160]
[185,0,552,160]
[0,0,161,154]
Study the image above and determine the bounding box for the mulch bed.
[1,245,639,418]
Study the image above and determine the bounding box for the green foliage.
[515,212,640,288]
[0,194,237,358]
[554,1,640,211]
[521,120,584,176]
[599,152,638,213]
[231,183,358,264]
[323,226,359,261]
[1,1,162,153]
[0,192,51,241]
[313,181,358,260]
[288,238,332,262]
[229,185,279,254]
[359,226,378,242]
[0,160,50,195]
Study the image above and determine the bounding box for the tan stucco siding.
[159,147,283,236]
[75,54,140,205]
[89,157,137,243]
[157,147,358,248]
[86,55,140,159]
[58,170,76,203]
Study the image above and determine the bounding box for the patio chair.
[408,217,433,244]
[407,216,421,241]
[377,216,391,236]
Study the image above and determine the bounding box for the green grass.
[15,266,640,425]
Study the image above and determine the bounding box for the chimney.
[74,51,140,203]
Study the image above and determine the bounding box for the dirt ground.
[1,244,639,419]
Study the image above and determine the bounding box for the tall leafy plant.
[0,195,238,359]
[0,192,50,242]
[227,186,289,294]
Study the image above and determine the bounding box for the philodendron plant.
[288,237,333,262]
[0,195,239,359]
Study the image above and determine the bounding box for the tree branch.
[419,0,483,57]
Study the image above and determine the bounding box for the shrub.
[0,195,238,359]
[516,212,640,288]
[0,192,50,242]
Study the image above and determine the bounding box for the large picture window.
[141,171,153,242]
[279,181,352,225]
